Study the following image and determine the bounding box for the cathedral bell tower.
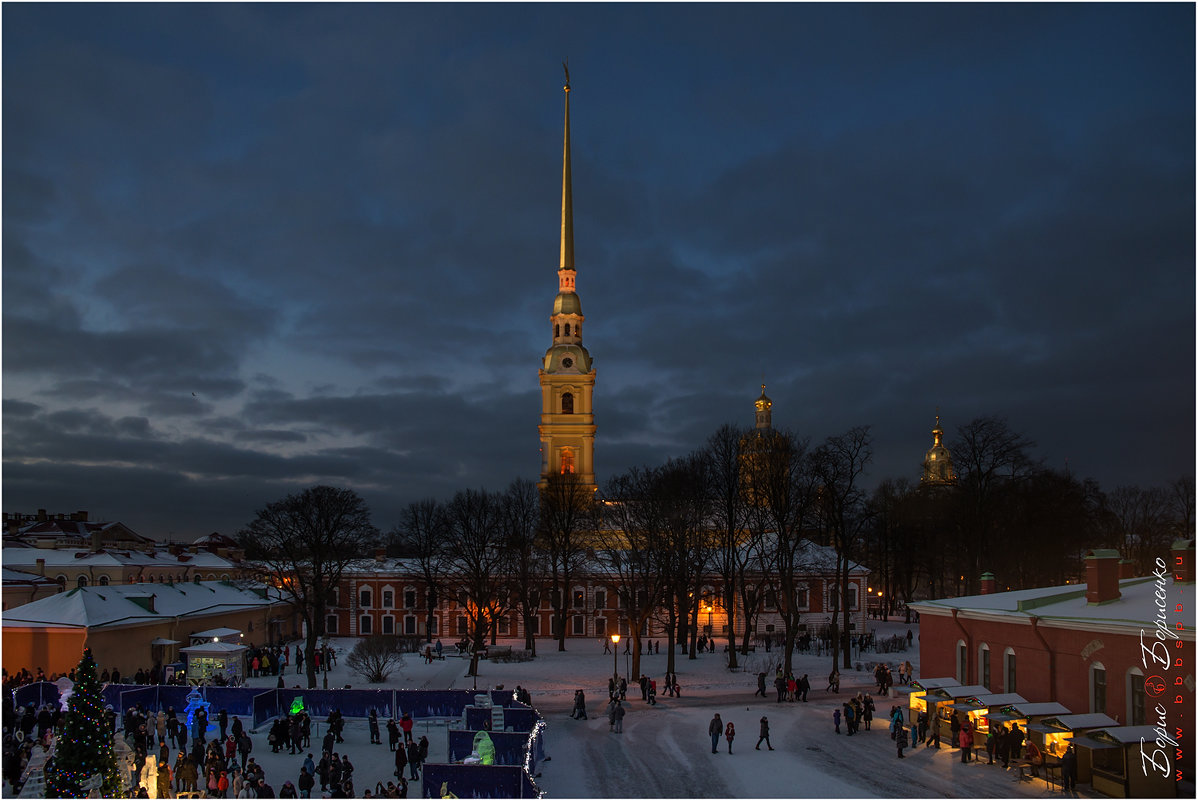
[539,66,596,492]
[920,414,957,487]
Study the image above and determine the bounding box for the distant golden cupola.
[754,384,773,431]
[920,415,957,487]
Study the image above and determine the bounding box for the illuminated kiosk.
[985,700,1072,734]
[179,641,247,685]
[953,692,1026,738]
[904,676,957,725]
[1027,712,1117,784]
[924,684,989,741]
[1071,725,1176,798]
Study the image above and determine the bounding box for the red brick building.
[911,540,1195,785]
[322,542,868,644]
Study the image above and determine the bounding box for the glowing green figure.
[290,697,305,715]
[472,730,496,765]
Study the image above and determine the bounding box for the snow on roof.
[1,580,284,629]
[179,642,248,654]
[909,575,1195,637]
[2,567,59,585]
[1,544,238,570]
[1005,701,1072,717]
[967,693,1026,707]
[190,626,243,639]
[1041,713,1119,730]
[1091,725,1164,745]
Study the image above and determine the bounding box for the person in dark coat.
[755,716,773,750]
[387,719,400,751]
[708,714,722,753]
[368,710,381,745]
[950,713,961,748]
[406,739,421,780]
[896,724,908,758]
[394,741,408,779]
[1061,744,1078,790]
[218,709,228,741]
[756,673,767,698]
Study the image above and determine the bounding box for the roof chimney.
[72,511,88,522]
[36,509,47,521]
[374,547,386,562]
[1118,559,1136,579]
[1085,549,1121,604]
[35,558,45,576]
[1172,538,1195,584]
[980,572,997,595]
[90,530,102,553]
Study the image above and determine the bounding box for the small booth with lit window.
[1027,712,1117,784]
[958,692,1026,738]
[1072,726,1175,798]
[925,685,989,741]
[904,677,957,726]
[178,642,247,685]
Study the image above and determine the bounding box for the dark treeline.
[240,415,1194,682]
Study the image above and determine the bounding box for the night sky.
[4,4,1194,539]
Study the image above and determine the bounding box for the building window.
[428,617,438,635]
[382,591,394,608]
[560,447,575,474]
[564,323,571,336]
[596,617,607,636]
[562,392,574,414]
[77,576,89,588]
[457,616,468,635]
[55,575,67,589]
[99,575,109,586]
[360,615,372,635]
[405,616,417,635]
[979,644,991,690]
[528,616,540,635]
[848,585,859,610]
[360,589,372,608]
[326,615,338,634]
[382,616,394,635]
[594,590,606,609]
[1091,663,1106,714]
[498,617,510,635]
[1004,648,1017,694]
[957,640,967,684]
[572,615,585,635]
[795,587,809,608]
[1127,668,1146,725]
[764,590,777,610]
[405,590,417,608]
[572,589,586,608]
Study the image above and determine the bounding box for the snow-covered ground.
[236,621,1084,798]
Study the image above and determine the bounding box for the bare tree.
[346,636,406,683]
[812,426,874,671]
[598,467,671,684]
[1100,485,1172,573]
[391,499,448,643]
[439,488,513,677]
[704,424,750,667]
[239,486,378,689]
[501,478,544,654]
[950,416,1037,593]
[537,474,595,651]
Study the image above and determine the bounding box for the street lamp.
[610,633,620,685]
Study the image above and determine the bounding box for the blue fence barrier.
[13,682,59,711]
[446,729,541,769]
[118,686,158,715]
[251,691,281,730]
[420,764,540,799]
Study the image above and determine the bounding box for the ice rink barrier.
[13,681,59,711]
[420,763,541,799]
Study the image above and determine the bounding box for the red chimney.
[1173,538,1195,584]
[374,547,386,562]
[1118,559,1136,579]
[980,572,997,594]
[1085,549,1121,604]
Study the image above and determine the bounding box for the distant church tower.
[920,415,957,487]
[539,68,596,492]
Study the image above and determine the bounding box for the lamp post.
[610,633,620,686]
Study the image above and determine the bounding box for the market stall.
[178,641,247,685]
[924,685,989,741]
[904,677,957,725]
[1073,726,1174,798]
[959,692,1026,737]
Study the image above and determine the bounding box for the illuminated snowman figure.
[183,688,214,740]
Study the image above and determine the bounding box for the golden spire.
[559,61,574,272]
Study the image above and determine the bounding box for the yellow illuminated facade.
[539,70,596,492]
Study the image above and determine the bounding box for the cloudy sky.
[4,3,1194,539]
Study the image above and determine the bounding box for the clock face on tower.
[561,356,574,369]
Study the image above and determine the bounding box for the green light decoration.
[42,648,121,798]
[290,697,305,715]
[472,730,496,766]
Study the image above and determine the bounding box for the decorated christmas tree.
[43,648,121,798]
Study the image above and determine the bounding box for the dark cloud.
[3,4,1192,537]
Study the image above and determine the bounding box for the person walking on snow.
[612,700,625,734]
[960,719,974,762]
[709,714,723,753]
[724,721,736,753]
[755,717,774,750]
[833,708,841,735]
[896,723,908,758]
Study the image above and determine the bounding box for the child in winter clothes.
[833,709,841,734]
[724,722,735,753]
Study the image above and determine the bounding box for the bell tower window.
[555,324,560,337]
[562,392,574,414]
[564,323,571,336]
[560,447,575,474]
